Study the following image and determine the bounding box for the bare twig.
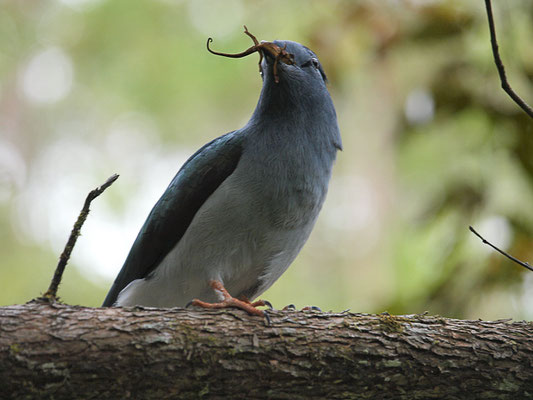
[469,225,533,272]
[484,0,533,118]
[39,174,119,302]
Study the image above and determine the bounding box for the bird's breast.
[236,139,334,231]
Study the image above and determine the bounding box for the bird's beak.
[258,40,293,64]
[206,26,294,83]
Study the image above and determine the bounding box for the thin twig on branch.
[484,0,533,118]
[39,174,119,302]
[469,225,533,272]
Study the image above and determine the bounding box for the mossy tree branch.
[1,302,532,399]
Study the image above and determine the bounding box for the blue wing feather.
[102,131,243,306]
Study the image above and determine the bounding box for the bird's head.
[260,40,327,88]
[207,25,339,141]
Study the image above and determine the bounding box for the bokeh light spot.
[404,88,435,125]
[21,47,73,104]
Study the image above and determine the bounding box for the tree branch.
[1,303,532,399]
[40,174,119,302]
[469,226,533,272]
[484,0,533,118]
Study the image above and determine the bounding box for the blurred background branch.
[484,0,533,118]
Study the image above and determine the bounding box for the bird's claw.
[263,300,273,309]
[263,310,271,326]
[282,304,322,312]
[185,280,272,320]
[302,305,322,312]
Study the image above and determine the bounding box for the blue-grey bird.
[102,27,342,316]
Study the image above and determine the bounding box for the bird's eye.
[302,58,320,69]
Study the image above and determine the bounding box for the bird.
[102,27,342,317]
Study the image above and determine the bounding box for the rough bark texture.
[1,302,532,399]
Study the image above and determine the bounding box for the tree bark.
[1,302,532,399]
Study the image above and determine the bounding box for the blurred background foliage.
[2,0,533,320]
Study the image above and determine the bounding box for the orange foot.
[188,280,271,318]
[238,295,273,310]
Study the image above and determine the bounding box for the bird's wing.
[102,131,243,306]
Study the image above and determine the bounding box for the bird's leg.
[189,280,269,317]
